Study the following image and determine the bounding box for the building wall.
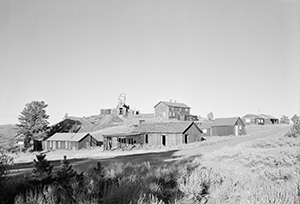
[154,103,169,119]
[243,117,256,125]
[183,123,203,143]
[154,102,190,121]
[78,134,97,149]
[211,119,246,136]
[146,133,182,146]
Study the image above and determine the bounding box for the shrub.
[285,120,300,138]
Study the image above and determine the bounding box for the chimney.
[174,100,177,103]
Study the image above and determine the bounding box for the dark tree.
[17,101,49,149]
[56,155,76,182]
[31,154,53,184]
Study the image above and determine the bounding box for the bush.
[285,121,300,138]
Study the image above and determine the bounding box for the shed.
[210,117,246,136]
[198,122,213,136]
[132,121,203,146]
[44,132,97,150]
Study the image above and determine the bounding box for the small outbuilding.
[208,117,246,136]
[132,121,203,146]
[44,132,97,150]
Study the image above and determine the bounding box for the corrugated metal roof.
[46,132,90,142]
[133,121,194,133]
[210,117,242,126]
[153,101,190,108]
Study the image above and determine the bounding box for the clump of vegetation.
[285,120,300,138]
[2,125,300,204]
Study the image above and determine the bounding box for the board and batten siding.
[183,123,203,143]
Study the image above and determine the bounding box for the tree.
[56,155,76,182]
[207,112,214,121]
[291,114,299,124]
[0,150,13,183]
[17,101,49,149]
[280,115,290,124]
[31,154,53,184]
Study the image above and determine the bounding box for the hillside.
[0,124,18,150]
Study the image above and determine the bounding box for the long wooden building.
[132,121,203,146]
[44,132,97,150]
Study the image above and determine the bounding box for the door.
[161,135,166,146]
[184,134,188,144]
[235,125,239,136]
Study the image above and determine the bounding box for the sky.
[0,0,299,125]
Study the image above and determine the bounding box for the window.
[58,141,61,148]
[203,129,207,133]
[65,141,67,149]
[49,141,52,148]
[145,134,148,144]
[239,126,242,130]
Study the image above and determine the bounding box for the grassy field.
[2,124,299,204]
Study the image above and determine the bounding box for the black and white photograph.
[0,0,299,203]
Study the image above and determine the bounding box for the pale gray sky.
[1,0,299,125]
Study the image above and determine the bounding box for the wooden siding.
[183,123,203,143]
[211,118,246,136]
[154,103,190,121]
[44,134,97,150]
[147,133,183,146]
[154,103,169,119]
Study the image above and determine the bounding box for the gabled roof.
[242,114,259,119]
[46,132,91,142]
[259,114,278,119]
[90,125,136,140]
[210,117,244,126]
[154,101,190,109]
[133,121,199,134]
[198,122,213,129]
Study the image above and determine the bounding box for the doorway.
[184,134,188,144]
[161,135,166,146]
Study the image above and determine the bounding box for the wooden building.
[210,117,246,136]
[132,121,203,146]
[154,101,192,121]
[242,114,259,125]
[198,122,213,136]
[103,132,144,151]
[44,132,97,150]
[242,114,279,125]
[94,125,140,150]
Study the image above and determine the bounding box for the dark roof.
[133,121,198,133]
[210,117,244,126]
[154,101,190,109]
[46,132,91,142]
